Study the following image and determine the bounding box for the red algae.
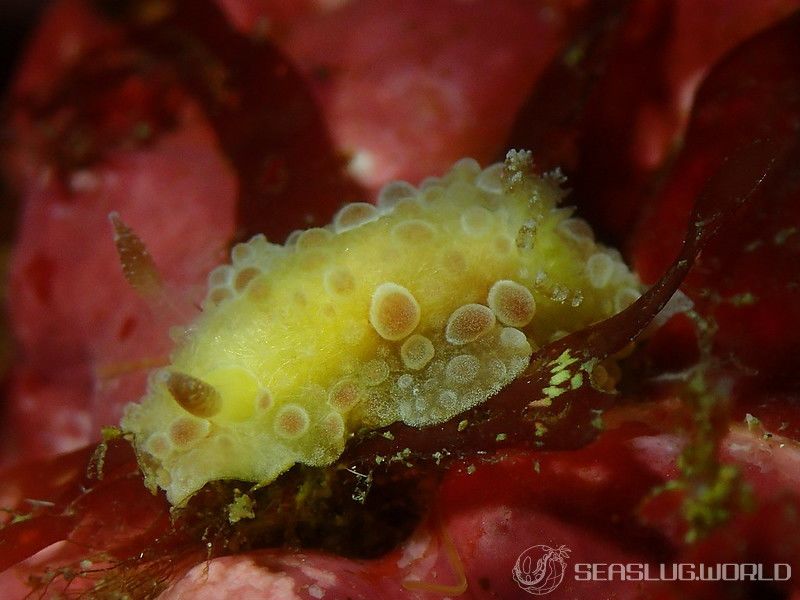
[2,2,800,599]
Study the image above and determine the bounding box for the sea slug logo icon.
[513,544,571,595]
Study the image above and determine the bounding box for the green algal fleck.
[563,42,586,68]
[495,433,507,442]
[683,465,749,544]
[729,292,757,307]
[534,422,548,437]
[543,386,564,399]
[227,489,255,524]
[590,410,604,431]
[1,509,32,525]
[101,426,122,441]
[744,239,763,253]
[667,370,754,543]
[458,419,469,432]
[528,398,553,408]
[551,350,579,371]
[570,373,584,390]
[549,370,571,386]
[133,121,152,141]
[744,413,761,432]
[774,226,797,245]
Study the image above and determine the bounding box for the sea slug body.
[121,151,642,504]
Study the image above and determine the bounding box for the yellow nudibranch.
[121,151,642,504]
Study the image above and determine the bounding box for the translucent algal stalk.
[121,151,642,504]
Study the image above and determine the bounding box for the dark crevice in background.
[1,0,50,238]
[1,1,50,414]
[0,0,49,97]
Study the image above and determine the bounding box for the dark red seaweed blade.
[96,0,365,242]
[507,0,800,248]
[632,12,800,393]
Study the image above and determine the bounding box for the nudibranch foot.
[121,150,642,504]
